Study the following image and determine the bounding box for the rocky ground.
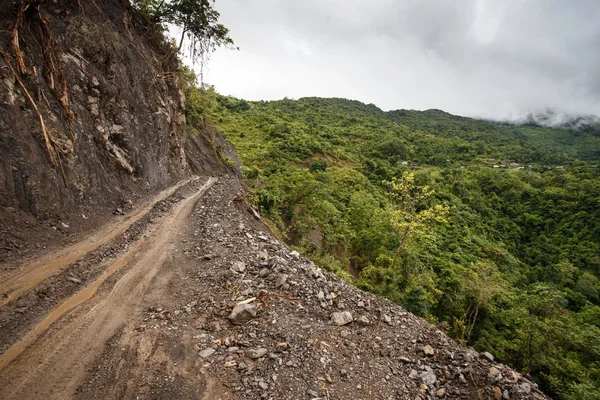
[0,176,550,399]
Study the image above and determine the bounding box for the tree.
[383,172,449,289]
[384,172,449,261]
[135,0,234,74]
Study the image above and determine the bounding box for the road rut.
[0,177,216,399]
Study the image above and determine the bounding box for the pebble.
[231,261,246,273]
[259,268,270,278]
[276,342,289,352]
[492,386,502,400]
[421,371,437,386]
[423,344,435,356]
[276,274,289,287]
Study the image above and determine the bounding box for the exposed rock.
[246,348,268,359]
[228,303,257,325]
[331,311,353,326]
[480,351,495,362]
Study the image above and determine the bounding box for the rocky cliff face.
[0,0,230,263]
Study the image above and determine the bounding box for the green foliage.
[309,159,327,173]
[134,0,234,66]
[179,65,217,128]
[211,95,600,399]
[406,287,430,316]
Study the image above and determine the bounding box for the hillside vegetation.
[191,92,600,399]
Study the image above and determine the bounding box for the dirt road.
[0,176,216,399]
[0,176,200,309]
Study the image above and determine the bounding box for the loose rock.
[228,303,257,325]
[198,348,215,358]
[331,311,353,326]
[246,348,268,359]
[480,351,494,362]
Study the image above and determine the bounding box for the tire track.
[0,177,216,400]
[0,176,200,308]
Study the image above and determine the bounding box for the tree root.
[11,2,31,76]
[4,0,76,164]
[1,50,58,168]
[37,6,75,139]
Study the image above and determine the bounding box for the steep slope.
[0,0,232,266]
[212,96,600,399]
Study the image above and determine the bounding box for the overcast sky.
[194,0,600,120]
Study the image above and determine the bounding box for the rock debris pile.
[85,177,550,400]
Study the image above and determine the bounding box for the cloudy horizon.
[191,0,600,121]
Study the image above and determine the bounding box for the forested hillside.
[194,92,600,399]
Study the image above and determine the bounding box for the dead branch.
[258,292,299,306]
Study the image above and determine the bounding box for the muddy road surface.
[0,177,216,399]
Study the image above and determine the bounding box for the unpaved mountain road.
[0,175,201,309]
[0,176,216,399]
[0,176,549,400]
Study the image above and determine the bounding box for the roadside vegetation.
[204,96,600,399]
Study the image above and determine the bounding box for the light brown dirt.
[0,176,216,399]
[0,176,199,308]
